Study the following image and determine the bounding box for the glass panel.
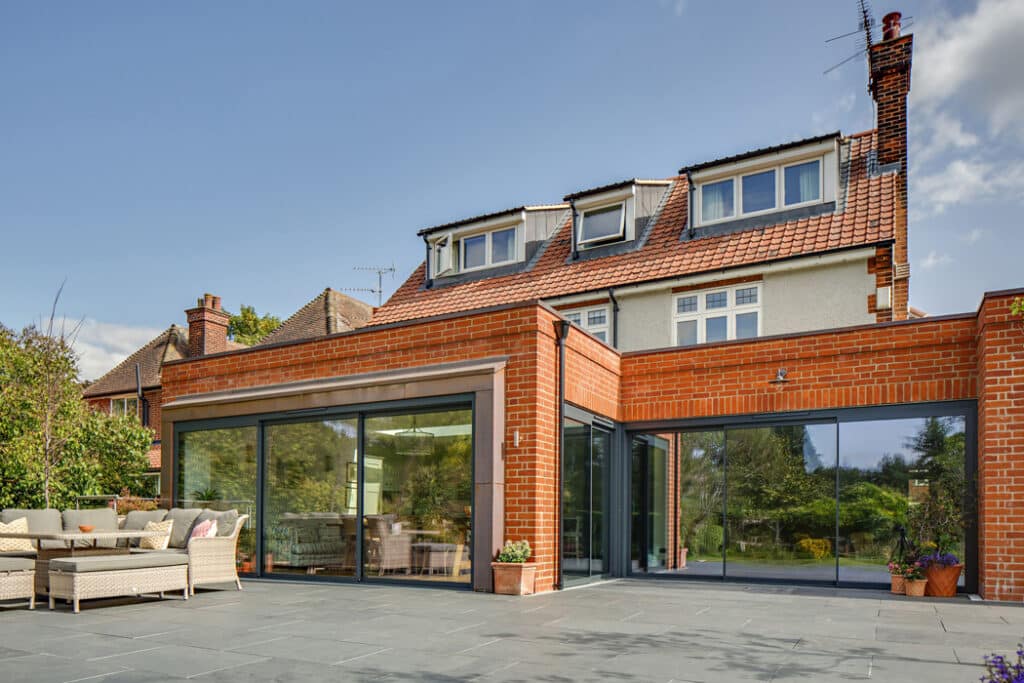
[725,424,838,582]
[706,316,728,343]
[562,418,590,580]
[676,320,697,346]
[736,287,758,305]
[590,428,610,574]
[736,312,758,339]
[177,427,258,567]
[679,431,726,578]
[463,235,486,269]
[110,399,124,416]
[491,228,516,264]
[677,295,697,314]
[580,204,623,243]
[592,330,607,343]
[742,170,776,213]
[263,419,358,577]
[362,408,473,582]
[630,435,670,573]
[706,291,728,309]
[838,416,967,586]
[702,179,734,222]
[587,309,607,327]
[784,160,821,205]
[565,312,582,325]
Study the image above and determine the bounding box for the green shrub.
[694,523,724,555]
[496,540,531,563]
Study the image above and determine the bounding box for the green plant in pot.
[491,540,536,595]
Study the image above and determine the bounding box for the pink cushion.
[189,519,218,540]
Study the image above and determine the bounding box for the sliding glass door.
[562,416,611,585]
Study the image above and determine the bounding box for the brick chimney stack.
[185,293,230,357]
[869,10,913,320]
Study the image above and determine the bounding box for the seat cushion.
[129,547,188,555]
[165,508,202,548]
[49,553,188,573]
[0,517,34,553]
[0,557,34,572]
[62,508,119,549]
[123,510,169,548]
[195,509,239,537]
[2,509,62,549]
[0,551,37,559]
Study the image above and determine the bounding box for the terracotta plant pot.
[679,547,688,569]
[492,562,537,595]
[924,564,963,597]
[889,574,906,595]
[904,578,927,597]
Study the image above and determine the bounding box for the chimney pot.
[882,11,902,41]
[212,296,221,310]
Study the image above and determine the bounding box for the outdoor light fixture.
[770,368,789,384]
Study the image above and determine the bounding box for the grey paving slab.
[97,644,267,679]
[0,653,129,683]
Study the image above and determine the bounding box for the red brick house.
[152,16,1024,600]
[84,291,371,487]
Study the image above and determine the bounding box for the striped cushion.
[139,520,173,550]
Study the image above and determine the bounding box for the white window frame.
[110,396,139,417]
[563,305,611,343]
[696,155,825,227]
[434,231,454,276]
[672,283,762,346]
[458,225,519,272]
[577,202,626,246]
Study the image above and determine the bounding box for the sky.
[1,1,1022,380]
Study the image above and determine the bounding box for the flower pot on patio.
[904,578,927,597]
[924,564,962,598]
[491,562,537,595]
[889,574,906,595]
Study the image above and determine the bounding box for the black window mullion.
[356,413,366,582]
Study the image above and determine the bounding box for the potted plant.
[887,560,908,594]
[903,561,927,597]
[491,540,536,595]
[920,551,963,597]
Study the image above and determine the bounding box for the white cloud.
[961,227,985,244]
[657,0,687,17]
[913,0,1024,141]
[811,92,857,134]
[912,158,1024,214]
[920,251,952,270]
[912,111,980,165]
[60,319,164,381]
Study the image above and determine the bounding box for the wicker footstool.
[48,553,189,613]
[0,557,35,610]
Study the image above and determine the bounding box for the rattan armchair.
[188,514,249,595]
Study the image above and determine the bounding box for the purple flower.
[919,551,960,568]
[982,644,1024,682]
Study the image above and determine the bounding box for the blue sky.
[1,1,1021,379]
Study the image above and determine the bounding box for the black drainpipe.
[553,319,571,588]
[422,235,433,289]
[569,200,579,261]
[607,287,620,348]
[685,171,695,240]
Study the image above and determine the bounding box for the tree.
[228,305,281,345]
[1012,297,1023,320]
[0,305,153,509]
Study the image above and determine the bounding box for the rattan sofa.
[48,553,188,613]
[0,557,35,609]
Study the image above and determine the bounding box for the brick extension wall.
[160,291,1023,598]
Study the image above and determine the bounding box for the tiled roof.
[680,131,841,174]
[83,326,189,397]
[257,288,373,346]
[372,131,894,325]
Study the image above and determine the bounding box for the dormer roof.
[679,131,841,175]
[418,205,569,237]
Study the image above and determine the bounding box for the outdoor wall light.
[770,368,789,384]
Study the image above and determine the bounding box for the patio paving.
[1,578,1021,682]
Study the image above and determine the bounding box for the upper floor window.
[578,203,625,245]
[461,226,518,271]
[673,283,761,346]
[564,305,610,343]
[110,397,139,417]
[696,157,824,226]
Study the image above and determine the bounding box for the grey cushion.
[0,557,34,572]
[195,509,239,538]
[62,509,119,549]
[128,547,188,556]
[50,553,188,573]
[122,510,169,548]
[2,509,63,550]
[165,508,202,548]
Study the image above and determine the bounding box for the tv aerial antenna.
[823,0,913,75]
[343,264,396,306]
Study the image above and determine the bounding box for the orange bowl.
[78,524,95,533]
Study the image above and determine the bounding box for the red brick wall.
[620,315,977,422]
[976,292,1024,601]
[563,327,621,422]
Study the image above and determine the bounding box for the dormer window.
[579,203,625,245]
[688,135,837,229]
[461,225,518,271]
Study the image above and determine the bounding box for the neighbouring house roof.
[257,288,373,346]
[373,131,894,325]
[83,326,190,398]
